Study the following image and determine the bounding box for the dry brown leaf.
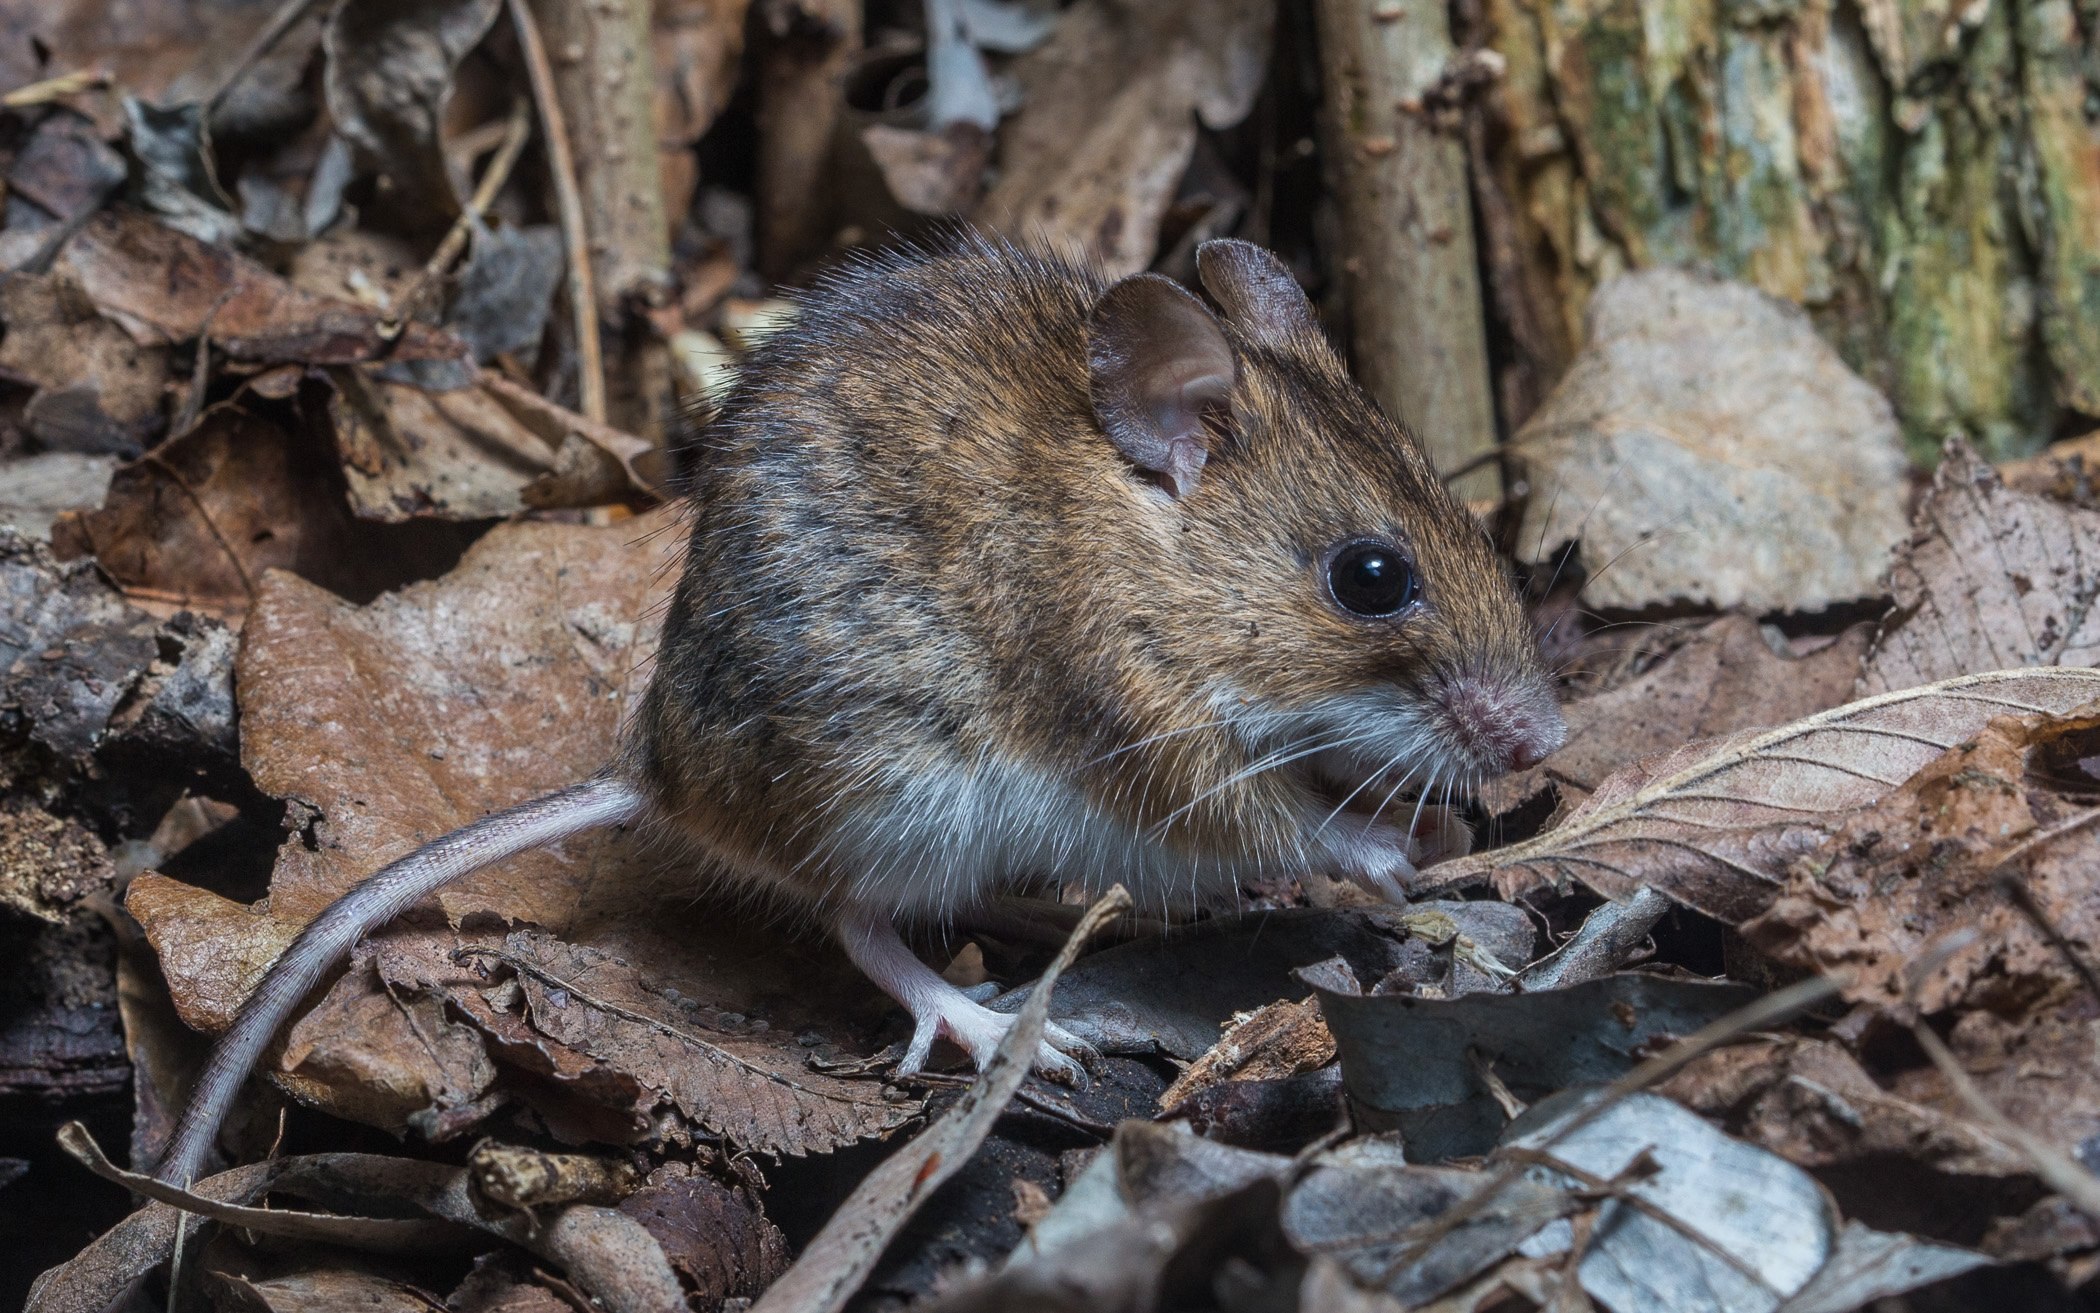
[978,0,1274,275]
[1516,268,1911,613]
[1746,705,2100,1020]
[0,270,169,455]
[1859,438,2100,694]
[49,404,480,614]
[428,930,917,1156]
[618,1167,790,1304]
[1660,1037,2029,1183]
[204,1270,446,1313]
[1417,667,2100,921]
[324,368,560,521]
[1997,429,2100,501]
[58,209,469,369]
[231,510,677,925]
[1481,615,1871,818]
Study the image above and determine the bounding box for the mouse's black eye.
[1326,540,1420,617]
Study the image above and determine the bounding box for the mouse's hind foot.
[896,994,1093,1083]
[836,901,1093,1084]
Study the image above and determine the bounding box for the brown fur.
[628,235,1555,914]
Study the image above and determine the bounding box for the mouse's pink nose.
[1506,738,1552,772]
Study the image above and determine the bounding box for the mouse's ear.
[1195,239,1318,345]
[1088,273,1236,498]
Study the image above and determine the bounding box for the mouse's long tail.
[154,774,647,1189]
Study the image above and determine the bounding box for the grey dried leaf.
[1508,1092,1992,1313]
[1314,972,1756,1162]
[1418,667,2100,921]
[320,0,502,229]
[1280,1158,1572,1306]
[977,0,1275,275]
[1515,268,1911,613]
[1860,437,2100,694]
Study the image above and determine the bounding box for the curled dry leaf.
[320,0,503,231]
[1157,996,1334,1112]
[0,269,169,456]
[1417,668,2100,922]
[1859,437,2100,694]
[324,368,563,521]
[49,405,482,614]
[57,209,470,370]
[978,0,1275,275]
[1515,268,1911,613]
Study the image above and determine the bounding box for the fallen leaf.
[1508,1092,1989,1313]
[978,0,1275,275]
[59,209,470,371]
[49,404,482,614]
[1313,971,1757,1162]
[1418,668,2100,921]
[323,368,561,521]
[203,1269,448,1313]
[1515,268,1911,613]
[618,1167,790,1304]
[320,0,502,230]
[0,269,169,455]
[1997,428,2100,502]
[1859,437,2100,694]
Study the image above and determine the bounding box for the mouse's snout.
[1430,671,1567,776]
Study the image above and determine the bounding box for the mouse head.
[1085,240,1564,825]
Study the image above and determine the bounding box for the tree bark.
[1315,0,1501,500]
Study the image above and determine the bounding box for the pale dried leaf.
[978,0,1274,275]
[1860,437,2100,694]
[1516,268,1910,612]
[325,368,560,522]
[1419,668,2100,921]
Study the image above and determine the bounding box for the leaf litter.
[4,0,2100,1309]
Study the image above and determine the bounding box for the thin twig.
[1909,1021,2100,1220]
[1374,973,1843,1283]
[379,100,534,342]
[506,0,605,423]
[2,69,110,107]
[1988,807,2100,1005]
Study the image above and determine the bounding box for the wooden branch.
[1314,0,1500,499]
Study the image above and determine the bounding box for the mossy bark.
[1483,0,2100,460]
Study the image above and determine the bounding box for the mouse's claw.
[892,990,1090,1084]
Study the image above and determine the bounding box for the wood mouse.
[154,237,1565,1187]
